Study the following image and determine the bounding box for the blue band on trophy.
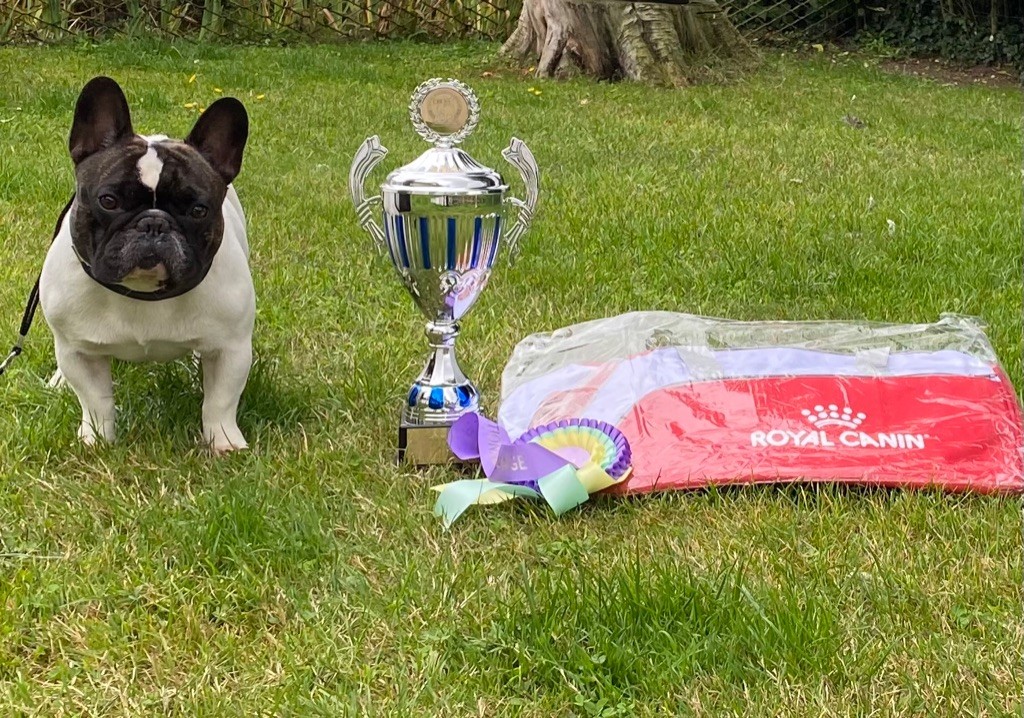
[487,216,502,268]
[446,218,457,270]
[471,217,482,268]
[429,387,445,410]
[418,217,431,270]
[396,217,410,269]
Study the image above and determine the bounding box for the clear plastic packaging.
[498,312,1023,494]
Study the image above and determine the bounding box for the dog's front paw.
[204,424,248,455]
[78,418,115,446]
[48,370,68,390]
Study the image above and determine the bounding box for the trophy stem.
[402,320,480,427]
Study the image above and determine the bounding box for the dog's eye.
[190,204,209,219]
[98,194,119,210]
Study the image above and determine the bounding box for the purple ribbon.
[448,413,572,492]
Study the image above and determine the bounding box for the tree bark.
[500,0,755,86]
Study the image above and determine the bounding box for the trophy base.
[397,422,468,466]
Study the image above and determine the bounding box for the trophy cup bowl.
[349,78,539,465]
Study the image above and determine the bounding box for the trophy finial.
[409,78,480,148]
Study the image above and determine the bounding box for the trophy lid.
[381,78,508,198]
[382,146,507,196]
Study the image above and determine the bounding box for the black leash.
[0,194,74,378]
[0,278,40,377]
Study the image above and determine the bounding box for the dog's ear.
[185,98,249,185]
[68,76,134,165]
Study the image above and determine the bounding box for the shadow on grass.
[113,348,321,447]
[435,477,1007,534]
[3,343,325,461]
[593,478,1002,513]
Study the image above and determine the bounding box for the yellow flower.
[213,87,223,94]
[184,102,198,109]
[256,94,266,100]
[188,73,197,84]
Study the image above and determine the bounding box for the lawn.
[0,39,1020,716]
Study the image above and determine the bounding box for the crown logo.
[801,404,866,429]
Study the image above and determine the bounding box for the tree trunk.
[501,0,756,86]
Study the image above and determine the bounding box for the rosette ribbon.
[431,413,632,529]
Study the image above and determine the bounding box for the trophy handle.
[501,137,539,265]
[349,135,389,254]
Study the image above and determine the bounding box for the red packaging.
[498,313,1023,494]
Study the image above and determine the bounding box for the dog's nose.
[137,215,171,237]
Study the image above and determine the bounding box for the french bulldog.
[39,76,255,453]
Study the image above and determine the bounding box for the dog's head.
[67,76,248,296]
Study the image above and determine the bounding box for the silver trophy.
[349,78,539,465]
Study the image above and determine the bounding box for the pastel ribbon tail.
[432,479,541,529]
[432,464,629,528]
[536,465,590,516]
[576,463,621,493]
[529,463,628,517]
[447,412,511,476]
[489,441,572,486]
[447,414,483,461]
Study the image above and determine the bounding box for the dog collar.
[82,262,212,301]
[71,244,212,302]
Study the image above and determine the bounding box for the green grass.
[0,40,1020,716]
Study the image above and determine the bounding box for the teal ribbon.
[432,464,592,529]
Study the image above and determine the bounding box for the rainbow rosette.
[432,413,632,529]
[517,418,632,490]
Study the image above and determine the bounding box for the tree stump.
[501,0,756,86]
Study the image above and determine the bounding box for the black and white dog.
[39,76,254,453]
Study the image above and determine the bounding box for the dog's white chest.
[94,337,197,363]
[69,309,206,361]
